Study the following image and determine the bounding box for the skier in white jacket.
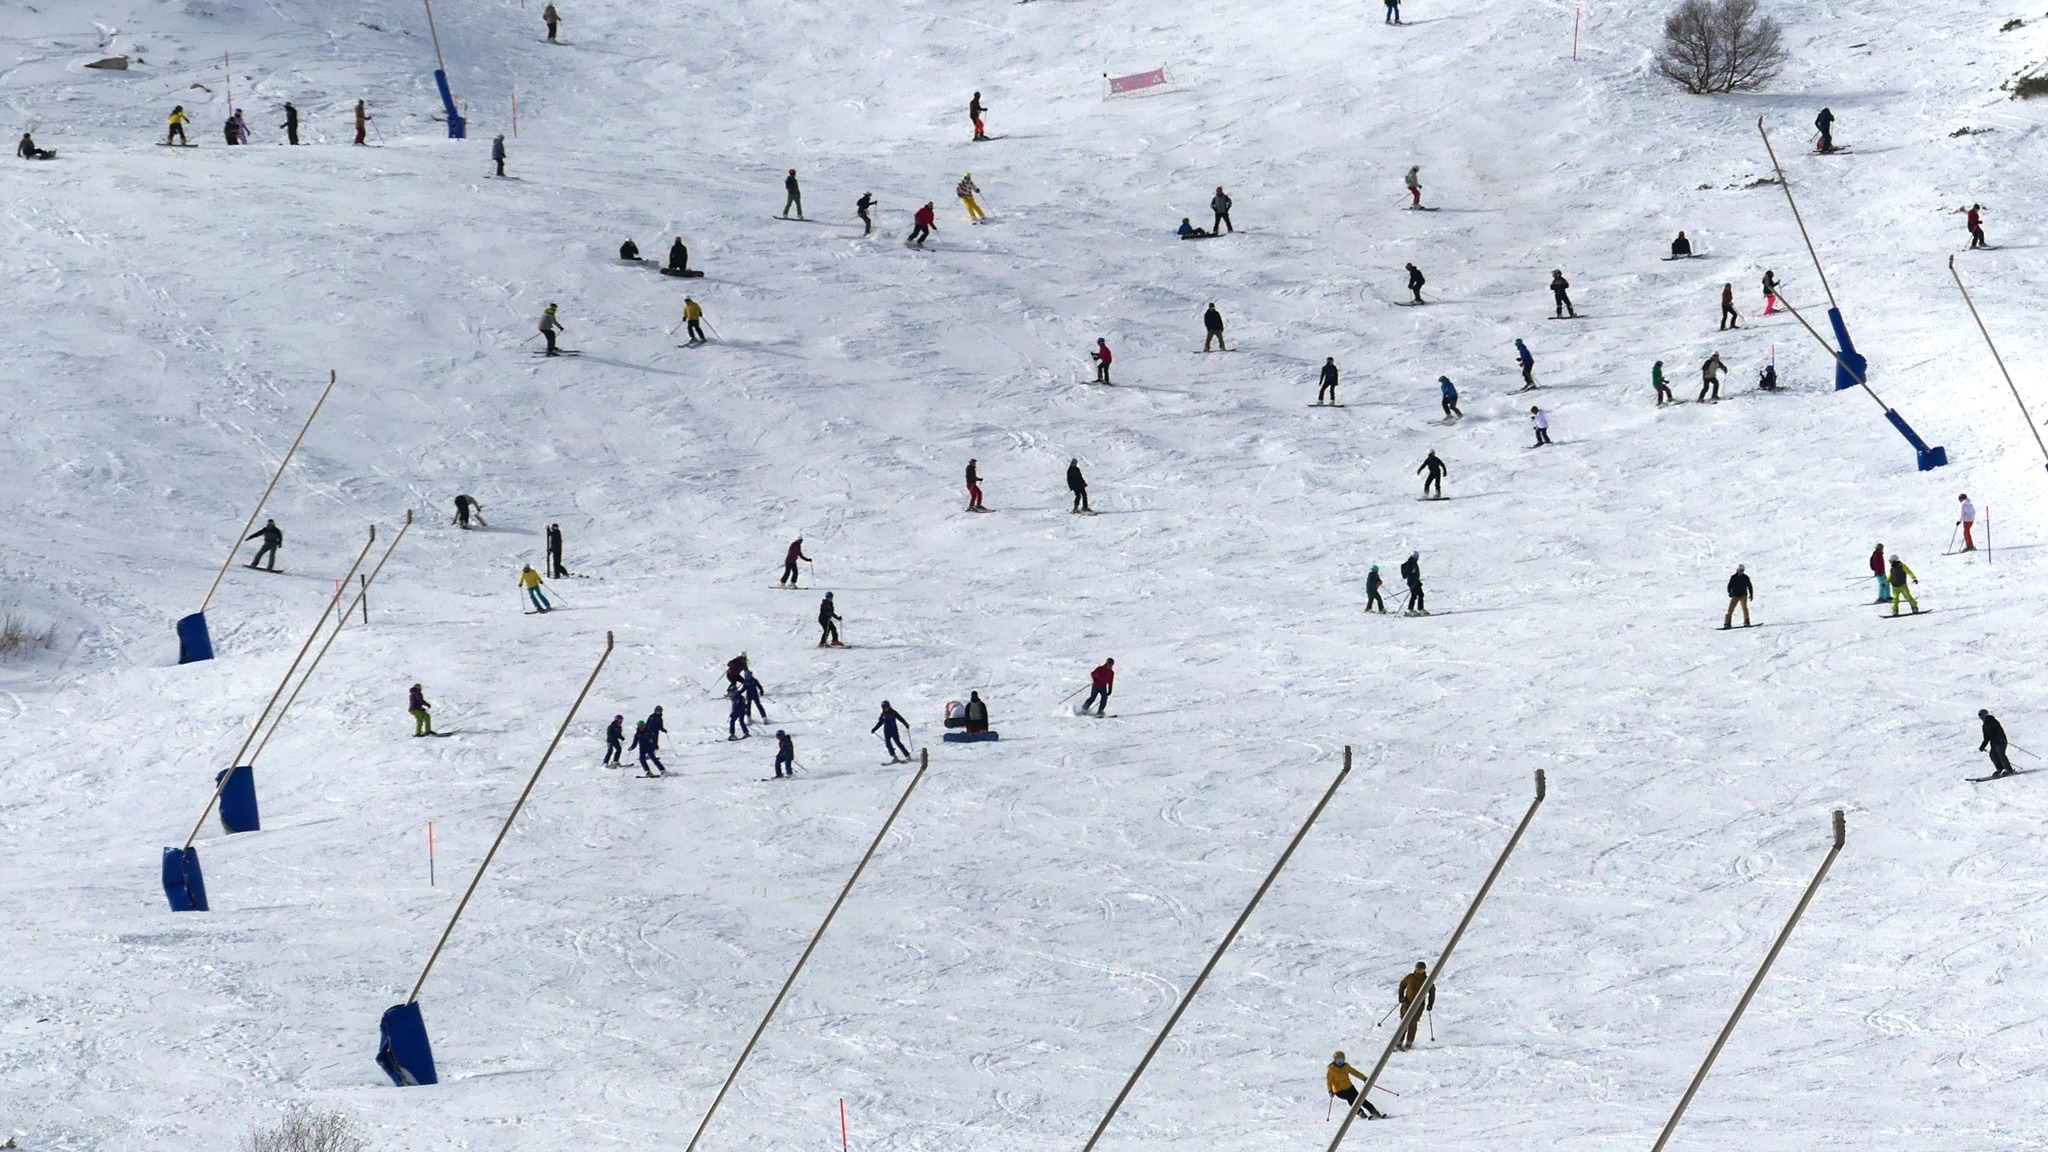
[1530,406,1551,446]
[1957,493,1978,551]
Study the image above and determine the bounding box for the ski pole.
[542,584,568,608]
[1948,522,1960,553]
[1427,1009,1435,1042]
[1326,1095,1333,1121]
[2010,744,2041,760]
[1057,686,1087,706]
[1375,1003,1399,1027]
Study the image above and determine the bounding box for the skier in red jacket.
[781,537,810,587]
[1083,658,1115,716]
[1091,338,1113,384]
[908,202,937,248]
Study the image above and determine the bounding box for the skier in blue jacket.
[1439,377,1462,420]
[1515,339,1536,390]
[872,701,912,762]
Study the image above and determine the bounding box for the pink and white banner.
[1106,68,1167,95]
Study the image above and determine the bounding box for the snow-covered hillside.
[5,0,2048,1149]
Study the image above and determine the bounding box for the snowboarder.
[1093,339,1114,384]
[1652,361,1674,405]
[962,691,990,732]
[1317,357,1339,405]
[1400,552,1426,615]
[543,2,561,41]
[965,458,984,510]
[1723,564,1753,629]
[818,591,844,647]
[1698,352,1726,402]
[1965,204,1987,249]
[1406,262,1426,305]
[409,683,436,736]
[354,99,370,146]
[1364,564,1387,614]
[1758,363,1780,391]
[1887,555,1920,616]
[1384,0,1402,23]
[1202,302,1228,351]
[873,701,912,761]
[1718,284,1739,330]
[1869,544,1889,604]
[1177,217,1213,239]
[1761,270,1779,314]
[520,564,551,612]
[1549,269,1576,318]
[1066,458,1091,513]
[546,523,570,578]
[244,519,283,570]
[908,201,937,248]
[1530,405,1551,446]
[742,669,769,721]
[1418,450,1447,497]
[166,106,189,145]
[227,109,249,145]
[1327,1053,1386,1119]
[726,684,751,740]
[491,134,507,178]
[16,132,53,159]
[1210,186,1234,234]
[781,537,810,587]
[957,173,986,221]
[454,494,485,529]
[1083,658,1115,716]
[781,169,804,220]
[969,91,988,141]
[539,303,564,356]
[856,192,875,236]
[773,730,796,778]
[1814,107,1835,152]
[682,297,707,345]
[1404,165,1421,206]
[666,237,690,274]
[620,239,641,262]
[280,102,299,145]
[604,714,624,766]
[1979,710,2014,778]
[1958,493,1978,551]
[1515,338,1536,389]
[1396,963,1435,1049]
[1670,230,1693,258]
[632,720,666,774]
[1439,376,1462,420]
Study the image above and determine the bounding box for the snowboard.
[1308,403,1348,408]
[532,349,582,356]
[156,142,198,148]
[242,565,284,573]
[1879,609,1932,619]
[661,267,705,278]
[1403,205,1439,212]
[1661,255,1700,261]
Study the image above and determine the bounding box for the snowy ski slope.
[4,0,2048,1149]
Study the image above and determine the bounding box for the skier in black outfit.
[740,669,768,721]
[454,494,485,529]
[1979,710,2014,778]
[1400,552,1425,614]
[1317,357,1339,405]
[1406,262,1426,304]
[1550,269,1576,318]
[819,591,843,647]
[1417,451,1446,498]
[491,134,507,177]
[781,169,804,219]
[631,720,665,774]
[1364,564,1386,614]
[873,701,912,762]
[1066,458,1090,513]
[245,519,283,570]
[1210,186,1234,234]
[280,102,300,145]
[667,237,689,274]
[604,715,624,766]
[546,523,570,578]
[773,730,796,778]
[726,684,751,740]
[1814,107,1835,152]
[1723,565,1754,629]
[620,239,640,261]
[856,192,875,236]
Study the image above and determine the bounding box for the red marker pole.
[428,822,436,886]
[1573,6,1581,60]
[839,1099,847,1151]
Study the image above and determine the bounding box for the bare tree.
[1656,0,1788,93]
[243,1108,364,1152]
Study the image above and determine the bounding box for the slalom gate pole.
[182,525,377,849]
[1756,118,1839,312]
[1647,810,1845,1152]
[245,511,414,766]
[1946,256,2048,475]
[1080,747,1354,1152]
[198,370,339,616]
[682,749,932,1152]
[840,1099,848,1151]
[1326,769,1546,1152]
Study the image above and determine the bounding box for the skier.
[965,458,984,510]
[1549,269,1576,318]
[726,684,752,740]
[1719,284,1739,330]
[166,106,189,145]
[1418,451,1446,498]
[1814,106,1835,152]
[1439,376,1462,420]
[632,720,665,774]
[1364,564,1387,614]
[546,522,570,578]
[1093,338,1113,384]
[666,236,690,274]
[773,730,796,778]
[781,169,803,220]
[1317,357,1339,405]
[244,519,283,570]
[1698,351,1726,402]
[781,537,810,587]
[280,102,299,145]
[620,239,641,261]
[1210,186,1234,234]
[1887,555,1920,616]
[682,297,707,345]
[354,99,370,146]
[742,669,769,721]
[1083,658,1115,716]
[1722,564,1753,629]
[725,654,749,688]
[645,705,667,752]
[604,714,624,766]
[1965,204,1987,250]
[908,201,937,248]
[1384,0,1402,23]
[1979,710,2014,778]
[543,2,561,41]
[1327,1053,1386,1119]
[16,132,53,159]
[409,683,437,736]
[1406,262,1426,305]
[873,701,913,762]
[1202,302,1228,351]
[1670,230,1693,258]
[520,564,551,612]
[818,591,844,647]
[969,91,988,141]
[539,303,565,356]
[491,134,507,178]
[1066,458,1091,513]
[454,494,485,529]
[1869,544,1889,603]
[1957,493,1977,551]
[856,192,875,236]
[227,109,249,145]
[957,173,986,222]
[1515,338,1536,389]
[1652,360,1674,405]
[1761,270,1779,314]
[1404,165,1421,207]
[1396,963,1435,1049]
[1400,552,1426,615]
[1530,405,1551,446]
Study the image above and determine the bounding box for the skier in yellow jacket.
[519,564,552,613]
[1396,962,1435,1049]
[1325,1052,1384,1119]
[956,173,986,221]
[681,297,707,345]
